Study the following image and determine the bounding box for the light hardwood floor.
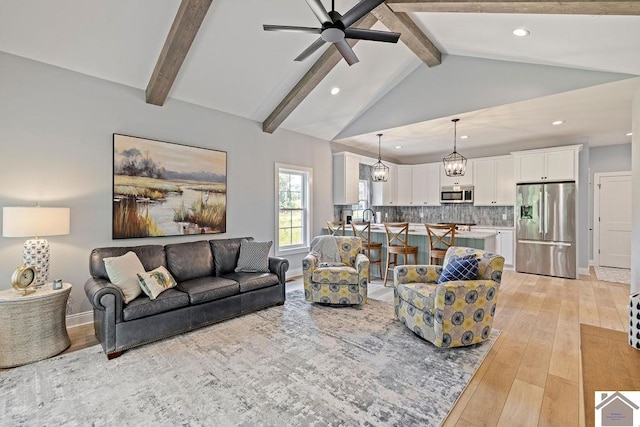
[63,269,630,426]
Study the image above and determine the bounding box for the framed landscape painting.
[113,134,227,239]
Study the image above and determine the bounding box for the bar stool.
[383,222,418,286]
[327,221,345,236]
[351,221,382,280]
[424,223,456,265]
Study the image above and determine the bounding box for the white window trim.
[275,163,313,257]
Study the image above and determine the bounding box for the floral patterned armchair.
[393,246,504,347]
[303,236,369,305]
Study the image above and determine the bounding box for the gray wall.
[0,52,333,314]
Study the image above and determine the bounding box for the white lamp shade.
[2,207,70,237]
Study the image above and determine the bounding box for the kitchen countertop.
[367,223,498,239]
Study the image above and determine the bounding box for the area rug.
[594,266,631,285]
[1,291,498,426]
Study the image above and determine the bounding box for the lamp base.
[22,238,50,287]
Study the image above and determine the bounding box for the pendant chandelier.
[443,118,467,177]
[371,133,389,182]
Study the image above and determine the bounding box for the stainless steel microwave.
[440,185,474,204]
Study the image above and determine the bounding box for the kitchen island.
[326,224,498,266]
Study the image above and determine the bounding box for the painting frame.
[112,133,227,239]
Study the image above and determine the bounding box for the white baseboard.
[287,267,303,278]
[578,267,591,276]
[66,311,93,328]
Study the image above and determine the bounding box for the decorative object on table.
[630,292,640,350]
[371,133,390,182]
[263,0,400,66]
[443,118,467,177]
[52,279,63,290]
[394,246,504,348]
[11,264,36,295]
[113,134,227,239]
[303,236,369,305]
[2,206,70,287]
[0,283,71,368]
[0,290,499,426]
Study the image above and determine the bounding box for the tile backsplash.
[333,204,514,228]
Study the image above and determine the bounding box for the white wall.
[632,86,640,295]
[0,52,334,314]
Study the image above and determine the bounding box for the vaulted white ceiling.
[1,0,638,161]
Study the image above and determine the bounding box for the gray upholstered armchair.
[302,236,369,305]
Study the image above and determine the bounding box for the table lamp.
[2,206,70,287]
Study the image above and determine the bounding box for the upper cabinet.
[412,163,441,206]
[396,165,413,205]
[372,163,398,206]
[512,145,582,183]
[333,152,360,205]
[440,160,474,186]
[473,156,515,206]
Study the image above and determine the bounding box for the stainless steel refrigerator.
[516,181,576,279]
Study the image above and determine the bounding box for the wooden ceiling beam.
[262,14,378,134]
[146,0,213,106]
[386,0,640,15]
[371,3,441,67]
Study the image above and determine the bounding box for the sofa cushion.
[90,245,166,280]
[166,241,214,282]
[222,272,279,293]
[177,276,240,305]
[311,266,359,285]
[103,251,145,304]
[122,288,190,322]
[235,240,272,273]
[210,237,253,276]
[137,266,178,300]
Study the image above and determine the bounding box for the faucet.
[362,208,375,223]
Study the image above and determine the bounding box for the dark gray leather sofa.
[84,237,289,359]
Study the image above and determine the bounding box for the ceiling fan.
[263,0,401,66]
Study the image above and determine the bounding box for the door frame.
[593,171,632,267]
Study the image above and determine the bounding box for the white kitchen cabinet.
[513,145,581,183]
[473,228,514,267]
[473,156,515,205]
[412,163,441,206]
[440,160,474,186]
[396,165,413,205]
[372,163,397,206]
[333,152,360,204]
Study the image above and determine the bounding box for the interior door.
[598,174,632,268]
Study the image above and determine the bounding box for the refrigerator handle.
[544,191,549,234]
[538,191,543,234]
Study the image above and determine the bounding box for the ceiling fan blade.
[334,39,359,66]
[305,0,332,24]
[263,25,322,34]
[344,28,400,43]
[294,37,327,62]
[340,0,385,28]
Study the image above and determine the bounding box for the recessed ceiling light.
[330,87,340,95]
[460,135,469,139]
[513,28,530,37]
[626,132,633,136]
[395,145,402,149]
[552,120,564,126]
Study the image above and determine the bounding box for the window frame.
[275,163,313,256]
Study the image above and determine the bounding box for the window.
[352,179,370,221]
[275,164,312,255]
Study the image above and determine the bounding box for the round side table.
[0,283,72,368]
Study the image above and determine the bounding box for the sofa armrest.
[269,256,289,285]
[393,265,442,287]
[355,253,369,277]
[302,254,319,287]
[84,277,124,323]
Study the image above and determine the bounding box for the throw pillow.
[103,251,145,303]
[137,266,177,300]
[437,256,479,284]
[235,240,272,273]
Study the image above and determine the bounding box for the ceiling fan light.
[443,118,467,177]
[371,133,389,182]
